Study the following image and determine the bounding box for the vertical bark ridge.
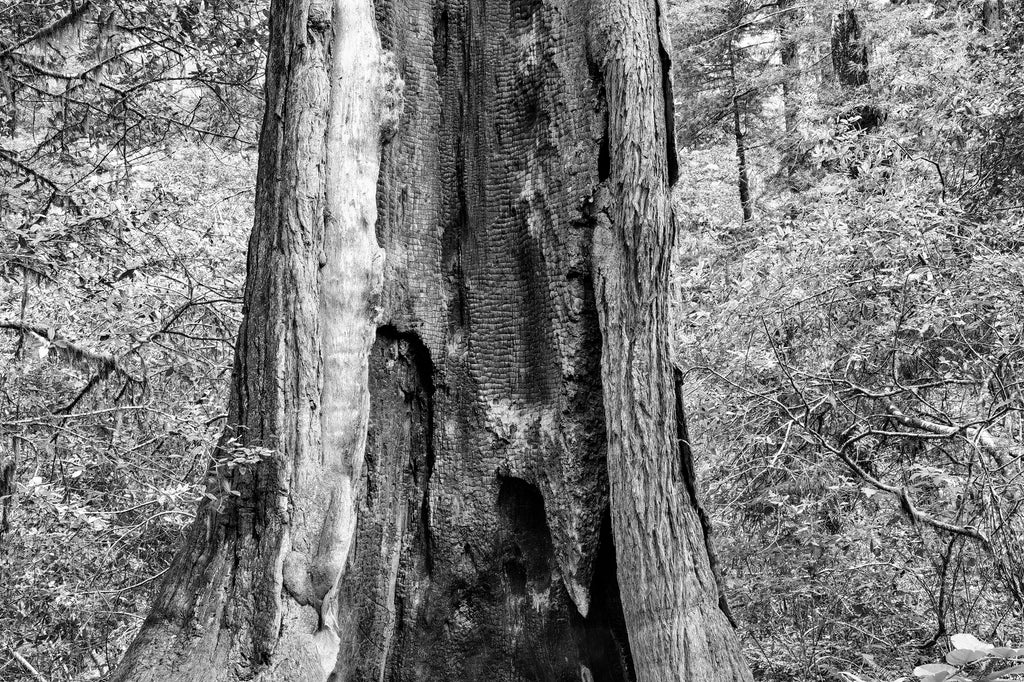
[310,0,387,653]
[589,0,753,679]
[110,0,389,678]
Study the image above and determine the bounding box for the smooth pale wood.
[307,0,386,647]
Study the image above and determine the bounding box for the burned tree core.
[342,0,615,675]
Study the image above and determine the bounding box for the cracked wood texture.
[111,0,753,680]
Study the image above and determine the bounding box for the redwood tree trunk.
[112,0,752,680]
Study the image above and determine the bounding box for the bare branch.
[0,147,59,189]
[0,1,92,59]
[0,319,116,378]
[844,381,1014,468]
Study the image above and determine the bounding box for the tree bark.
[728,43,753,222]
[778,0,800,183]
[982,0,1003,33]
[0,66,15,137]
[112,0,752,680]
[831,7,869,88]
[779,0,799,135]
[0,437,15,540]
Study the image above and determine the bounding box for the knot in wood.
[306,3,332,34]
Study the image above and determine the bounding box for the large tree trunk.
[112,0,752,681]
[831,7,869,88]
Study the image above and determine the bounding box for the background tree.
[671,0,768,222]
[831,7,869,89]
[671,0,1024,678]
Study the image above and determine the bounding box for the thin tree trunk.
[0,67,15,137]
[0,437,15,540]
[780,0,799,135]
[729,43,753,222]
[591,3,749,677]
[831,7,869,88]
[779,0,800,183]
[982,0,1003,33]
[811,11,829,87]
[112,0,752,680]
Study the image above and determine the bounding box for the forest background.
[0,0,1022,680]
